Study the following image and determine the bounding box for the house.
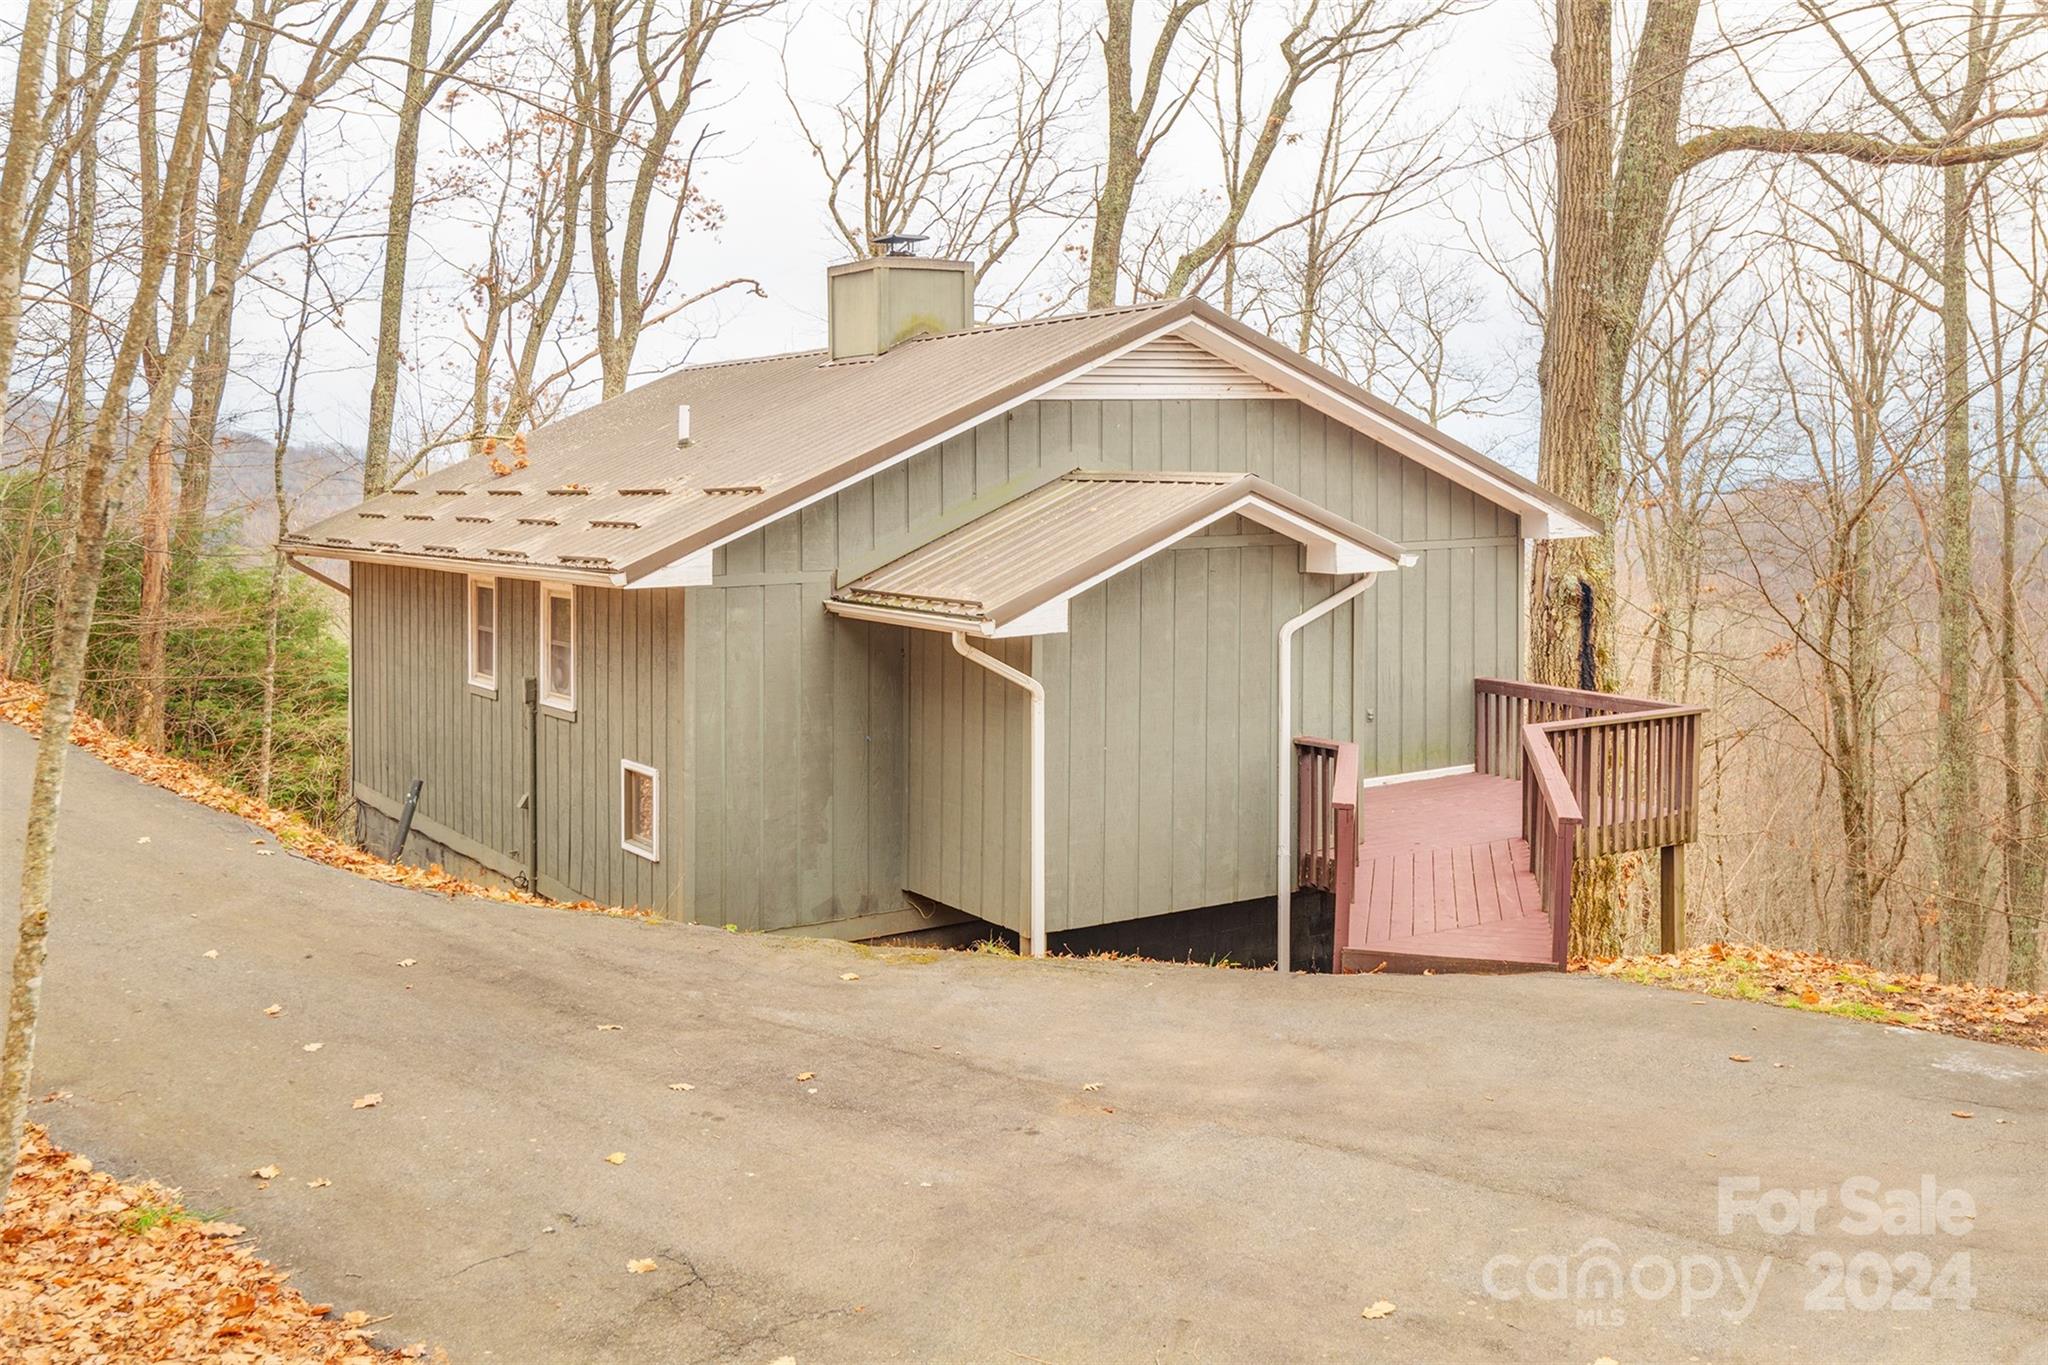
[285,254,1701,973]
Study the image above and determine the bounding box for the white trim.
[824,599,991,634]
[620,759,660,862]
[1358,762,1476,789]
[539,581,576,714]
[620,547,713,589]
[1175,318,1599,540]
[1276,575,1380,974]
[287,545,615,588]
[826,489,1404,639]
[989,600,1069,638]
[466,574,498,691]
[629,316,1195,586]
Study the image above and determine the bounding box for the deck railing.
[1476,678,1704,962]
[1294,737,1360,952]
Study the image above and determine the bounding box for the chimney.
[827,241,974,361]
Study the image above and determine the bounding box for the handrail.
[1293,737,1359,960]
[1520,722,1583,965]
[1478,677,1702,964]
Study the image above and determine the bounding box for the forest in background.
[0,0,2046,1002]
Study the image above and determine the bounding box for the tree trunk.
[1532,0,1617,694]
[362,0,436,496]
[1933,163,1984,981]
[134,418,175,747]
[0,0,58,456]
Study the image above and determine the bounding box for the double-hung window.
[467,575,498,690]
[540,582,575,712]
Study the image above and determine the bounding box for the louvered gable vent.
[1047,333,1281,400]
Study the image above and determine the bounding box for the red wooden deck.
[1339,772,1558,973]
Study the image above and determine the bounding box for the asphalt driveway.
[4,723,2045,1362]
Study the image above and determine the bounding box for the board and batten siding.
[680,579,907,931]
[351,563,685,913]
[683,393,1522,937]
[902,632,1030,929]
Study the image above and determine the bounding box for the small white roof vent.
[676,403,692,448]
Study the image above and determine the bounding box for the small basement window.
[540,582,575,712]
[467,575,498,690]
[621,760,659,861]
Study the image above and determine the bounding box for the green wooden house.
[286,256,1697,974]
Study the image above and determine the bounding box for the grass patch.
[120,1203,200,1235]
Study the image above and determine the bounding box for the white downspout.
[952,632,1047,958]
[1275,574,1377,974]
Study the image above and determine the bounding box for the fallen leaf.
[203,949,219,959]
[251,1165,281,1180]
[1360,1300,1396,1320]
[667,1082,694,1091]
[627,1258,659,1274]
[306,1178,332,1189]
[351,1093,382,1110]
[596,1023,623,1032]
[605,1152,626,1165]
[1951,1110,1975,1119]
[137,836,150,844]
[397,958,417,968]
[193,1221,245,1238]
[1081,1082,1103,1092]
[62,1155,92,1174]
[1728,1054,1752,1063]
[263,1004,283,1018]
[1799,990,1820,1005]
[795,1072,815,1082]
[254,848,274,856]
[839,972,860,981]
[302,1042,323,1052]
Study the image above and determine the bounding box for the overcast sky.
[214,0,1560,485]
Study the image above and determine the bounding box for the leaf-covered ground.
[1581,942,2048,1051]
[0,1121,435,1362]
[0,680,646,921]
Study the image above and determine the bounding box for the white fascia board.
[1174,319,1596,541]
[990,600,1068,637]
[282,544,616,587]
[823,598,993,635]
[619,546,713,589]
[985,491,1402,636]
[630,314,1198,586]
[1226,498,1403,575]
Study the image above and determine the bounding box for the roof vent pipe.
[676,404,692,448]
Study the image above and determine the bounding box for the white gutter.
[951,632,1047,958]
[1275,574,1377,974]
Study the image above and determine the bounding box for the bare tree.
[783,0,1091,315]
[1087,0,1208,308]
[2,0,391,1195]
[0,0,58,458]
[571,0,775,400]
[1975,162,2048,987]
[359,0,509,496]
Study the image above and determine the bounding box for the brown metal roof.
[829,471,1409,632]
[284,303,1190,581]
[283,296,1594,583]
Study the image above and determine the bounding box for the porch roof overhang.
[824,469,1412,638]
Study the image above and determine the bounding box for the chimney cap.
[871,232,927,257]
